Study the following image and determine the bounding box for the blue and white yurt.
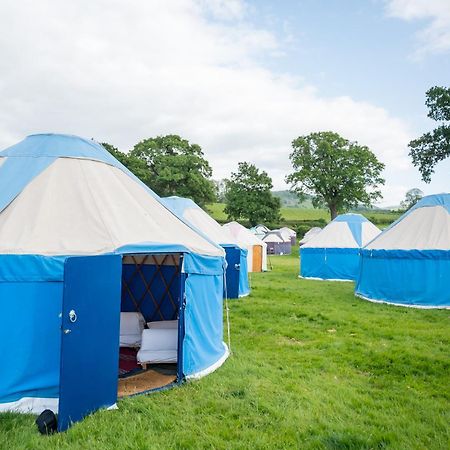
[356,194,450,308]
[162,196,249,298]
[0,134,229,430]
[263,231,292,255]
[300,213,380,281]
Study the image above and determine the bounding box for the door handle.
[234,264,240,270]
[69,309,77,323]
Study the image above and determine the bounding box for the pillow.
[120,312,145,347]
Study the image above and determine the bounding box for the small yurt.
[356,194,450,308]
[300,213,380,281]
[263,231,292,255]
[223,221,268,272]
[251,224,270,239]
[299,227,322,245]
[279,227,297,245]
[0,134,229,430]
[163,196,249,298]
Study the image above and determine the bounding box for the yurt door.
[58,254,122,432]
[252,245,262,272]
[224,247,240,298]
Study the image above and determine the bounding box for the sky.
[0,0,448,206]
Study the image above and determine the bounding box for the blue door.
[58,255,122,431]
[224,246,240,299]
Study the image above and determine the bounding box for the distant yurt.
[0,134,229,430]
[356,194,450,308]
[223,221,268,272]
[251,224,270,239]
[279,227,297,245]
[263,231,292,255]
[299,227,322,245]
[300,214,380,281]
[163,196,249,298]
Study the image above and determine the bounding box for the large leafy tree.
[130,135,216,206]
[409,86,450,182]
[224,162,281,226]
[286,131,385,220]
[102,142,151,185]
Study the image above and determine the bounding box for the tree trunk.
[329,204,338,220]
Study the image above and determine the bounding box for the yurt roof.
[0,134,223,257]
[262,232,284,243]
[162,196,239,248]
[223,221,266,247]
[365,193,450,250]
[302,213,380,249]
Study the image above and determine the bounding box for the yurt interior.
[118,253,184,397]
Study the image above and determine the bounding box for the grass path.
[1,249,449,449]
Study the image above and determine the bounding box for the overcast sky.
[0,0,448,206]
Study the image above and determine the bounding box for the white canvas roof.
[223,221,268,271]
[299,227,322,245]
[302,213,380,249]
[0,135,224,257]
[262,232,284,243]
[279,227,296,237]
[366,194,450,250]
[163,196,240,248]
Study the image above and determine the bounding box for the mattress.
[137,328,178,364]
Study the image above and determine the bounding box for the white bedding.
[137,327,178,364]
[120,312,145,347]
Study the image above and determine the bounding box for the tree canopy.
[286,131,385,220]
[224,162,281,226]
[101,142,151,185]
[128,135,216,206]
[409,86,450,183]
[400,188,423,211]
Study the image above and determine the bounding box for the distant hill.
[272,190,314,208]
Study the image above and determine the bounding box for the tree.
[102,142,151,185]
[400,188,424,211]
[130,135,216,206]
[286,131,385,220]
[409,86,450,182]
[224,162,281,226]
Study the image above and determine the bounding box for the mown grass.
[1,249,448,449]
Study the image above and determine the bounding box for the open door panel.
[58,254,122,431]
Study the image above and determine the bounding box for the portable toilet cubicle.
[279,227,297,245]
[300,214,380,281]
[0,134,229,431]
[356,194,450,308]
[162,197,250,298]
[223,221,268,272]
[263,231,291,255]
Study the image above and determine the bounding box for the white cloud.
[0,0,427,205]
[385,0,450,56]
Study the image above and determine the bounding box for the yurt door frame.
[58,254,122,432]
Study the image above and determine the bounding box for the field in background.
[207,203,401,231]
[2,248,448,449]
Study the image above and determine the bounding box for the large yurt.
[300,213,380,281]
[162,196,249,298]
[223,221,268,272]
[356,194,450,308]
[0,134,229,430]
[263,231,292,255]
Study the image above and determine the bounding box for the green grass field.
[206,203,400,229]
[1,249,448,449]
